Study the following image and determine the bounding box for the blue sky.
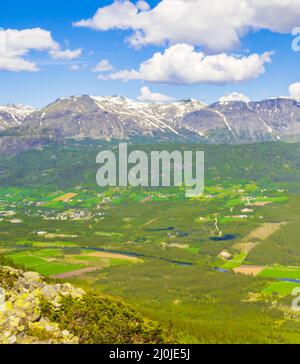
[1,0,300,107]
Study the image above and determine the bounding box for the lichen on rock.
[0,265,175,344]
[0,266,83,344]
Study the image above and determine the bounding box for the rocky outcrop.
[0,266,84,344]
[0,135,60,156]
[0,266,175,344]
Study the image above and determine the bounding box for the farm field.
[7,250,84,276]
[7,248,140,277]
[259,265,300,280]
[222,253,247,269]
[262,281,300,296]
[233,265,265,276]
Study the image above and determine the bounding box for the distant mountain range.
[0,104,36,130]
[1,95,300,154]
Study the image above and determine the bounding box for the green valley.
[2,141,300,343]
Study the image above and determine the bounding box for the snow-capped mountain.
[22,95,206,140]
[0,104,36,130]
[2,95,300,155]
[181,98,300,143]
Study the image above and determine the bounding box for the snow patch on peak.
[0,104,36,115]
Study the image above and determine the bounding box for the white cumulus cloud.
[219,92,250,103]
[105,43,272,85]
[0,57,38,72]
[0,28,82,72]
[136,0,150,11]
[49,48,82,60]
[289,82,300,101]
[92,59,113,72]
[74,0,300,52]
[69,64,88,71]
[69,64,81,71]
[137,86,174,102]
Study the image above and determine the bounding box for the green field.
[6,248,138,277]
[259,265,300,280]
[222,253,247,269]
[262,281,300,297]
[7,251,84,276]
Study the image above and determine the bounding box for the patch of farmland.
[53,193,77,202]
[242,222,285,242]
[258,265,300,280]
[262,281,300,297]
[50,267,99,279]
[87,251,141,262]
[168,243,190,249]
[233,242,258,254]
[231,222,286,257]
[94,231,122,237]
[8,253,45,267]
[222,253,247,269]
[7,251,84,276]
[34,262,84,276]
[233,265,265,276]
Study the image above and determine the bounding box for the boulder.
[0,266,83,344]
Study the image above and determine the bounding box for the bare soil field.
[51,267,98,278]
[233,265,266,276]
[233,222,286,254]
[242,222,285,242]
[53,193,77,202]
[88,251,140,262]
[233,242,258,254]
[168,243,189,249]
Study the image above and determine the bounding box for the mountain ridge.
[0,104,36,131]
[1,95,300,154]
